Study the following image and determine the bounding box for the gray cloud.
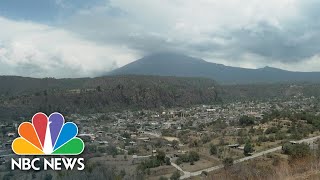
[60,0,320,66]
[0,17,137,78]
[2,0,320,77]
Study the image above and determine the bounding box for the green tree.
[189,151,200,162]
[106,146,118,157]
[201,171,208,177]
[244,142,254,156]
[170,171,181,180]
[282,142,293,154]
[159,176,168,180]
[44,174,53,180]
[156,151,166,163]
[282,142,311,159]
[96,86,102,92]
[265,126,278,134]
[223,157,234,169]
[239,115,255,126]
[165,157,171,165]
[201,134,211,144]
[209,144,218,155]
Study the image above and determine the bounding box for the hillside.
[0,75,219,121]
[2,75,320,121]
[220,83,320,102]
[109,52,320,84]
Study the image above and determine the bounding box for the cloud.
[60,0,320,71]
[0,17,138,78]
[1,0,320,77]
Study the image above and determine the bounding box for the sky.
[1,0,320,78]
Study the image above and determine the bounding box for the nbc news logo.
[11,112,85,171]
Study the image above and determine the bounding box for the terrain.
[109,52,320,84]
[3,74,320,122]
[2,75,320,122]
[2,75,320,180]
[0,75,219,121]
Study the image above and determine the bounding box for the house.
[131,134,137,138]
[177,150,188,154]
[228,144,240,148]
[137,137,150,142]
[99,141,108,145]
[97,131,105,135]
[7,133,15,137]
[289,141,298,145]
[129,141,137,146]
[206,109,215,112]
[78,134,95,142]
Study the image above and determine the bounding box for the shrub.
[159,176,168,180]
[170,171,181,180]
[265,126,278,134]
[282,142,311,159]
[239,115,255,126]
[176,151,200,164]
[223,157,234,168]
[244,142,254,156]
[165,157,171,165]
[209,144,218,155]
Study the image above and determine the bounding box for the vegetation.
[209,144,218,155]
[0,75,219,121]
[223,157,234,168]
[244,142,254,156]
[159,176,168,180]
[282,142,311,159]
[239,115,255,126]
[176,151,200,165]
[170,171,181,180]
[106,146,118,157]
[265,126,279,134]
[221,83,320,101]
[137,151,169,174]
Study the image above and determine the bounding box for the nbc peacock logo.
[12,112,85,155]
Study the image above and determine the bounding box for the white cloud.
[0,17,139,78]
[272,55,320,72]
[1,0,320,77]
[63,0,319,70]
[105,0,299,36]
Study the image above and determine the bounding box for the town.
[1,95,320,179]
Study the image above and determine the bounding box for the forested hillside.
[221,83,320,101]
[0,75,219,121]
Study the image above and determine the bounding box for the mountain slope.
[109,52,320,84]
[0,75,219,120]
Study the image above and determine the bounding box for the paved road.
[174,135,320,179]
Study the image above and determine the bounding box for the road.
[141,131,161,138]
[170,135,320,179]
[133,155,152,159]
